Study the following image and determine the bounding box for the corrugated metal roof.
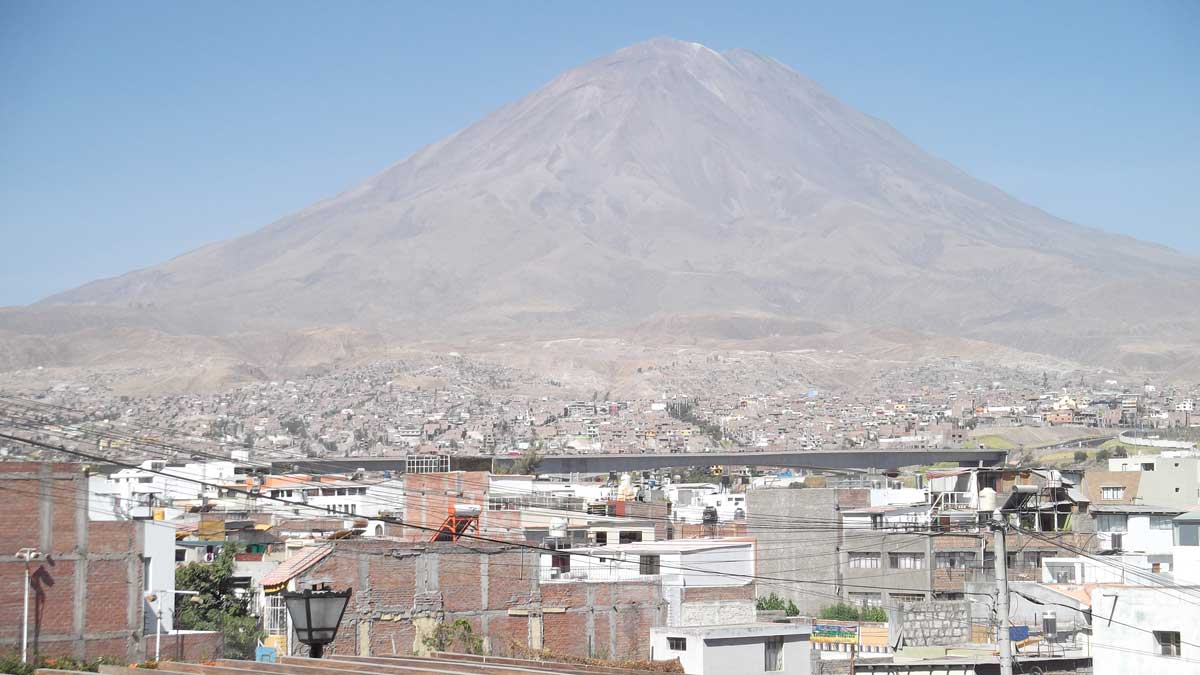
[1090,504,1185,514]
[260,544,333,590]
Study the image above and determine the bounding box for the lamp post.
[15,548,43,664]
[282,587,351,658]
[146,589,200,662]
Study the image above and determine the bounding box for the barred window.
[848,552,881,569]
[889,552,925,570]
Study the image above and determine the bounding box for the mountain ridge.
[10,37,1200,378]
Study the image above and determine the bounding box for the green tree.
[1096,449,1112,463]
[510,446,543,476]
[1073,450,1088,463]
[175,544,263,659]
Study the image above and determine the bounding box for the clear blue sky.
[2,1,1197,306]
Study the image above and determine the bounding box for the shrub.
[756,593,801,617]
[860,607,888,622]
[818,602,861,621]
[1073,450,1088,463]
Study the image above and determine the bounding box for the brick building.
[0,462,220,663]
[282,537,752,661]
[0,463,151,661]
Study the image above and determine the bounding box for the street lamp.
[15,548,43,664]
[282,587,351,658]
[146,589,200,662]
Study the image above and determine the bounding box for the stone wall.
[894,600,970,647]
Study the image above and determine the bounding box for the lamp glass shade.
[282,588,352,647]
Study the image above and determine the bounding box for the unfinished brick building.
[0,463,149,661]
[288,537,753,661]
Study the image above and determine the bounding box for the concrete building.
[748,486,869,617]
[650,622,812,675]
[1088,504,1182,558]
[1108,455,1200,507]
[1091,585,1200,675]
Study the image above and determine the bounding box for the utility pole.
[991,509,1014,675]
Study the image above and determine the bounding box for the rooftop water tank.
[549,517,568,539]
[451,504,482,517]
[978,487,997,513]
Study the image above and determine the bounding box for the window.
[1100,486,1125,500]
[266,594,288,636]
[848,552,881,569]
[1095,513,1128,533]
[551,553,571,574]
[935,551,976,569]
[849,592,882,607]
[619,531,643,544]
[764,636,784,672]
[889,552,925,570]
[1151,515,1175,530]
[890,593,925,603]
[594,531,607,545]
[1176,524,1200,547]
[1142,463,1155,472]
[667,637,686,651]
[1155,630,1181,657]
[639,555,661,575]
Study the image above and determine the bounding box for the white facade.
[1042,555,1169,584]
[666,483,747,523]
[651,623,812,675]
[143,520,178,632]
[94,460,241,511]
[542,540,755,587]
[1091,586,1200,675]
[1090,507,1181,554]
[263,477,405,518]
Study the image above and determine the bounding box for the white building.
[1089,504,1182,558]
[651,623,812,675]
[666,483,747,523]
[1091,585,1200,675]
[93,459,244,513]
[261,475,406,518]
[1171,510,1200,584]
[542,539,754,586]
[541,539,757,627]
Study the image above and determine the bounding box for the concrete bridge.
[270,448,1007,476]
[510,448,1008,475]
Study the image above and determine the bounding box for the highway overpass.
[271,448,1007,476]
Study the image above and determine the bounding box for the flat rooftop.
[653,622,811,639]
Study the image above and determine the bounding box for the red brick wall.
[141,630,223,662]
[0,463,144,663]
[673,522,747,539]
[294,539,667,661]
